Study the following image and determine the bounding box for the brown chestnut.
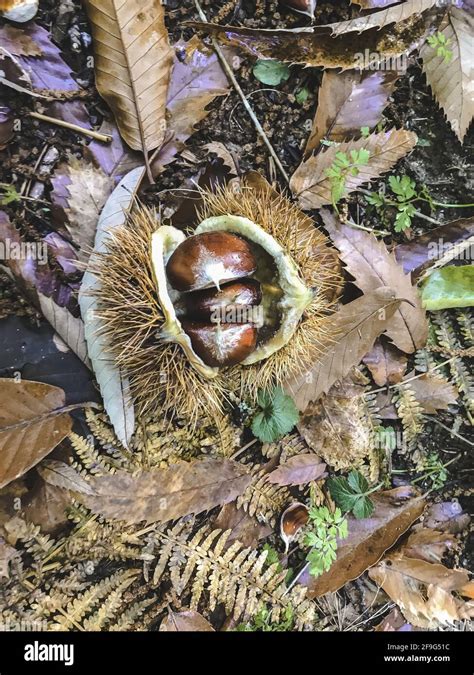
[183,278,262,321]
[166,232,256,292]
[181,320,258,367]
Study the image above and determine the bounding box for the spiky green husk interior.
[88,181,342,424]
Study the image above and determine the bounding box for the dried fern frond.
[262,431,310,460]
[151,521,315,628]
[236,465,290,526]
[395,386,424,446]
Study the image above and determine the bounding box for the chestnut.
[181,320,258,367]
[183,278,262,321]
[166,232,257,292]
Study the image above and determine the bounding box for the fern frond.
[236,466,290,526]
[396,387,424,445]
[151,524,315,628]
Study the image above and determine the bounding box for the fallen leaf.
[50,156,114,262]
[298,388,373,471]
[297,486,425,597]
[38,459,95,495]
[291,129,417,210]
[323,213,428,353]
[23,480,70,535]
[84,0,173,166]
[374,607,414,632]
[153,37,230,174]
[401,373,458,413]
[267,455,326,487]
[369,554,473,628]
[363,336,408,386]
[0,379,73,489]
[402,527,458,564]
[191,14,432,69]
[420,4,474,142]
[159,610,215,632]
[204,142,239,177]
[79,167,145,448]
[214,502,272,549]
[423,501,470,534]
[285,286,402,410]
[323,0,438,36]
[421,266,474,311]
[79,458,251,524]
[87,119,143,183]
[38,295,91,368]
[0,24,42,56]
[394,216,474,277]
[305,70,399,156]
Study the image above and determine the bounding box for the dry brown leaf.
[192,15,432,69]
[0,379,72,489]
[374,607,414,632]
[401,373,458,413]
[84,0,173,171]
[291,129,417,210]
[421,4,474,142]
[369,554,474,628]
[363,336,408,386]
[305,70,399,156]
[285,286,402,411]
[38,459,95,495]
[213,502,272,549]
[51,156,114,262]
[23,480,70,535]
[79,458,252,524]
[402,527,458,564]
[298,387,373,471]
[324,0,438,36]
[423,501,470,534]
[297,486,425,597]
[0,24,42,56]
[159,610,215,632]
[323,213,428,354]
[267,455,326,487]
[38,295,91,367]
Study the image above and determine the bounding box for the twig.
[28,112,113,143]
[230,437,258,461]
[193,0,290,184]
[0,77,49,99]
[366,357,457,396]
[421,417,474,448]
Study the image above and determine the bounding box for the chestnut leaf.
[251,386,299,443]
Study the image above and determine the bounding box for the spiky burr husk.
[87,177,342,425]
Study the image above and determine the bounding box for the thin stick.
[29,112,113,143]
[366,357,457,396]
[422,417,474,448]
[230,437,258,461]
[193,0,290,184]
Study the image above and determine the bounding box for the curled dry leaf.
[84,0,173,170]
[0,379,73,489]
[297,486,425,597]
[214,502,272,549]
[369,554,474,628]
[420,3,474,142]
[363,336,408,386]
[323,0,439,36]
[323,212,428,354]
[23,480,70,535]
[280,502,309,553]
[191,14,432,69]
[78,458,252,524]
[38,294,91,368]
[423,501,470,534]
[291,129,417,210]
[305,70,399,157]
[159,610,215,632]
[402,527,458,564]
[79,167,145,448]
[285,286,402,411]
[400,372,458,413]
[267,455,326,487]
[50,156,115,262]
[395,217,474,278]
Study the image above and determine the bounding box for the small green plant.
[295,87,310,105]
[326,148,370,208]
[251,386,299,443]
[427,32,453,62]
[0,183,22,206]
[304,506,348,577]
[328,470,383,519]
[237,605,295,632]
[365,175,474,233]
[417,452,448,490]
[360,126,370,138]
[253,59,290,86]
